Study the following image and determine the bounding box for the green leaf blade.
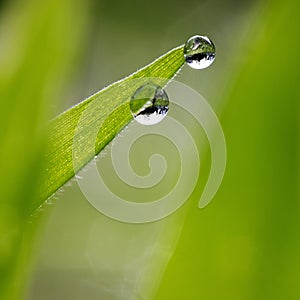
[40,46,185,206]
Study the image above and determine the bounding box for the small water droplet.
[130,83,169,125]
[184,35,215,69]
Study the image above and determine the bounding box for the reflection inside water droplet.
[184,35,216,69]
[130,83,169,125]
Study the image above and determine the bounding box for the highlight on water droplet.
[130,83,169,125]
[184,35,216,69]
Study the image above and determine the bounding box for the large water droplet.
[184,35,216,69]
[130,83,169,125]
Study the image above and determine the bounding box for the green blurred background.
[0,0,299,299]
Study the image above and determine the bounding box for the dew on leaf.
[184,35,215,69]
[130,83,169,125]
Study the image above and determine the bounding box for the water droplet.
[184,35,216,69]
[130,83,169,125]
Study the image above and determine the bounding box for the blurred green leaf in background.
[156,0,300,299]
[0,0,300,299]
[0,0,89,298]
